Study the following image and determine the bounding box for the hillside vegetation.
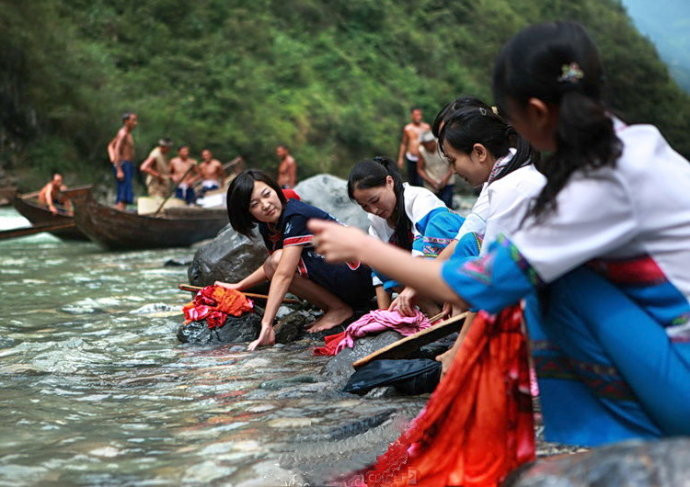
[2,0,689,187]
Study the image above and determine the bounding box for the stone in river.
[320,330,403,389]
[506,437,690,487]
[177,313,261,344]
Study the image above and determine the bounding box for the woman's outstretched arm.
[215,263,268,291]
[309,219,468,308]
[248,245,302,351]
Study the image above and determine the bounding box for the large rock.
[507,437,690,487]
[187,226,268,286]
[177,313,262,344]
[320,330,403,389]
[294,174,369,230]
[187,173,368,286]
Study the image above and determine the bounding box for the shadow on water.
[0,208,425,486]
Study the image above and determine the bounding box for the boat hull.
[12,187,90,240]
[72,192,228,250]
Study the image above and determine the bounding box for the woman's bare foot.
[306,306,353,333]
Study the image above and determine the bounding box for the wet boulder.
[507,437,690,487]
[177,313,261,344]
[293,174,369,230]
[187,226,268,287]
[320,330,403,389]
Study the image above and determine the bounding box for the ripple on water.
[0,207,437,486]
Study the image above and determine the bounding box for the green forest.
[2,0,690,189]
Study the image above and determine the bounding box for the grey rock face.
[187,225,268,286]
[320,330,403,389]
[294,174,369,230]
[507,437,690,487]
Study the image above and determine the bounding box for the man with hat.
[417,131,455,208]
[140,138,173,198]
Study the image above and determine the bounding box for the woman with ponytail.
[311,20,690,451]
[347,157,464,313]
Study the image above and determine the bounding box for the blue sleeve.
[413,208,465,257]
[441,235,542,313]
[452,231,482,259]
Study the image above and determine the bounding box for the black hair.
[347,157,413,251]
[439,105,534,183]
[178,145,189,151]
[492,21,621,220]
[431,96,492,138]
[227,169,287,238]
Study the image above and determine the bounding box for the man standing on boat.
[276,145,297,189]
[140,138,173,198]
[38,173,72,215]
[169,145,199,204]
[197,149,225,197]
[396,107,430,186]
[108,112,138,211]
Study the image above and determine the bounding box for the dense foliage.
[2,0,690,187]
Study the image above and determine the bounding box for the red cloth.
[281,188,301,200]
[349,306,534,487]
[313,309,432,356]
[182,285,254,329]
[313,331,348,356]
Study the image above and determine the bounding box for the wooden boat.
[72,191,228,250]
[11,186,91,240]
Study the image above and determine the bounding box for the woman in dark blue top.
[216,170,374,350]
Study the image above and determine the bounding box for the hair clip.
[558,62,584,83]
[479,107,488,116]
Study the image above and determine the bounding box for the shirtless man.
[139,138,173,198]
[169,145,199,204]
[108,112,138,210]
[396,108,430,187]
[38,173,72,215]
[276,145,297,188]
[197,149,225,196]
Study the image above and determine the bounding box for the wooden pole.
[352,312,469,368]
[0,222,76,240]
[178,284,301,304]
[153,163,197,216]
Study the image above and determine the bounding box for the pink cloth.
[322,309,432,355]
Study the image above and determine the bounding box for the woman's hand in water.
[308,220,368,263]
[247,325,275,351]
[389,287,418,317]
[214,281,241,290]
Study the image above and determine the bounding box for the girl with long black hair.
[217,170,374,350]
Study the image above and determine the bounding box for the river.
[0,208,425,486]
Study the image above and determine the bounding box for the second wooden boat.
[12,187,91,240]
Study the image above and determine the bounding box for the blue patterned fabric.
[442,237,690,446]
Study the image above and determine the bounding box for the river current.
[0,208,425,486]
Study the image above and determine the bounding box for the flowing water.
[0,208,425,486]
